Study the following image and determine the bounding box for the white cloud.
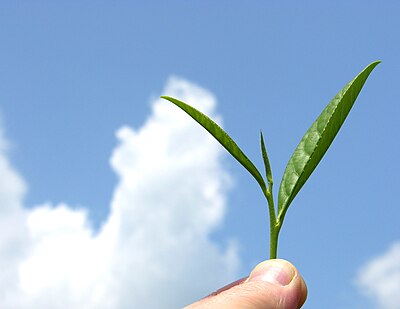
[0,127,29,306]
[356,242,400,309]
[0,77,239,308]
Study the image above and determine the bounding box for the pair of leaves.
[161,60,380,236]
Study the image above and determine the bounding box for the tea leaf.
[277,61,380,221]
[260,131,273,189]
[161,96,267,192]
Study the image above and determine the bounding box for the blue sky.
[0,2,399,308]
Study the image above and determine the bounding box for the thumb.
[186,259,307,309]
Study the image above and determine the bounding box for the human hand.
[185,259,307,309]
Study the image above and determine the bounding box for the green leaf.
[260,130,273,188]
[161,96,267,192]
[277,61,381,221]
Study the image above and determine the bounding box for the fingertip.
[248,259,296,286]
[187,259,308,309]
[248,259,308,308]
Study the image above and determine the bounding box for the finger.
[186,259,307,309]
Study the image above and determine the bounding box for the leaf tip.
[369,60,382,69]
[160,96,178,105]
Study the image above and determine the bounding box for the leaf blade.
[161,96,267,192]
[260,130,273,188]
[277,61,380,221]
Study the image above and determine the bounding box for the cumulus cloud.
[356,242,400,309]
[0,127,29,306]
[0,77,239,308]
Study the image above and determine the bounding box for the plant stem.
[269,221,281,259]
[264,188,279,259]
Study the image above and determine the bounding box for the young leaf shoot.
[161,61,380,259]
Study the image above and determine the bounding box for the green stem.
[269,220,281,259]
[264,187,280,259]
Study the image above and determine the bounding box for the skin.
[185,259,307,309]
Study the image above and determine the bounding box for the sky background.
[0,2,399,308]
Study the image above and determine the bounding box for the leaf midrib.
[278,80,354,220]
